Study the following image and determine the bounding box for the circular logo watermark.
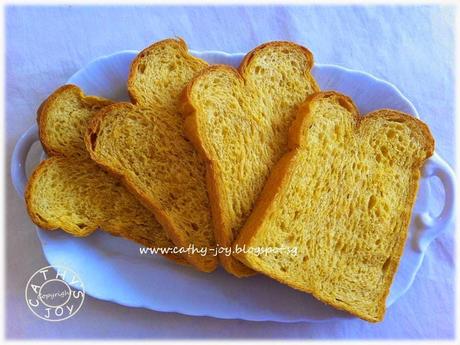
[25,266,85,321]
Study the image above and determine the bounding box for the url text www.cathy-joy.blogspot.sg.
[139,244,298,257]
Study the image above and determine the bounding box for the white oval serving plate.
[11,49,455,323]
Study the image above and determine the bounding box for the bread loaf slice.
[182,41,320,276]
[26,157,184,263]
[26,85,184,263]
[85,39,218,272]
[38,84,113,158]
[233,91,434,321]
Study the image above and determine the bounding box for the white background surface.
[6,5,455,339]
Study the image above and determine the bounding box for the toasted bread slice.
[182,41,320,276]
[26,85,183,263]
[38,84,113,158]
[26,157,184,263]
[85,39,218,272]
[233,92,434,322]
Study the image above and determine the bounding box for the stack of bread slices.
[25,38,434,322]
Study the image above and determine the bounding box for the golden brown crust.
[182,67,254,276]
[37,84,113,157]
[87,105,216,272]
[128,37,205,105]
[37,84,74,157]
[26,156,186,265]
[182,41,318,277]
[25,158,91,233]
[233,91,435,322]
[238,40,315,76]
[287,91,359,150]
[182,93,254,277]
[230,150,298,252]
[34,85,185,264]
[85,39,218,272]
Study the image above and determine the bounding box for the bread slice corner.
[37,84,113,158]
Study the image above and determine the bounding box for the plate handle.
[11,125,39,197]
[415,153,455,251]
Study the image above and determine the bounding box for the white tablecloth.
[6,5,455,339]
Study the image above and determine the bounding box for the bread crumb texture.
[27,85,184,264]
[86,39,217,271]
[184,41,319,276]
[26,158,176,250]
[38,84,113,158]
[234,91,434,322]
